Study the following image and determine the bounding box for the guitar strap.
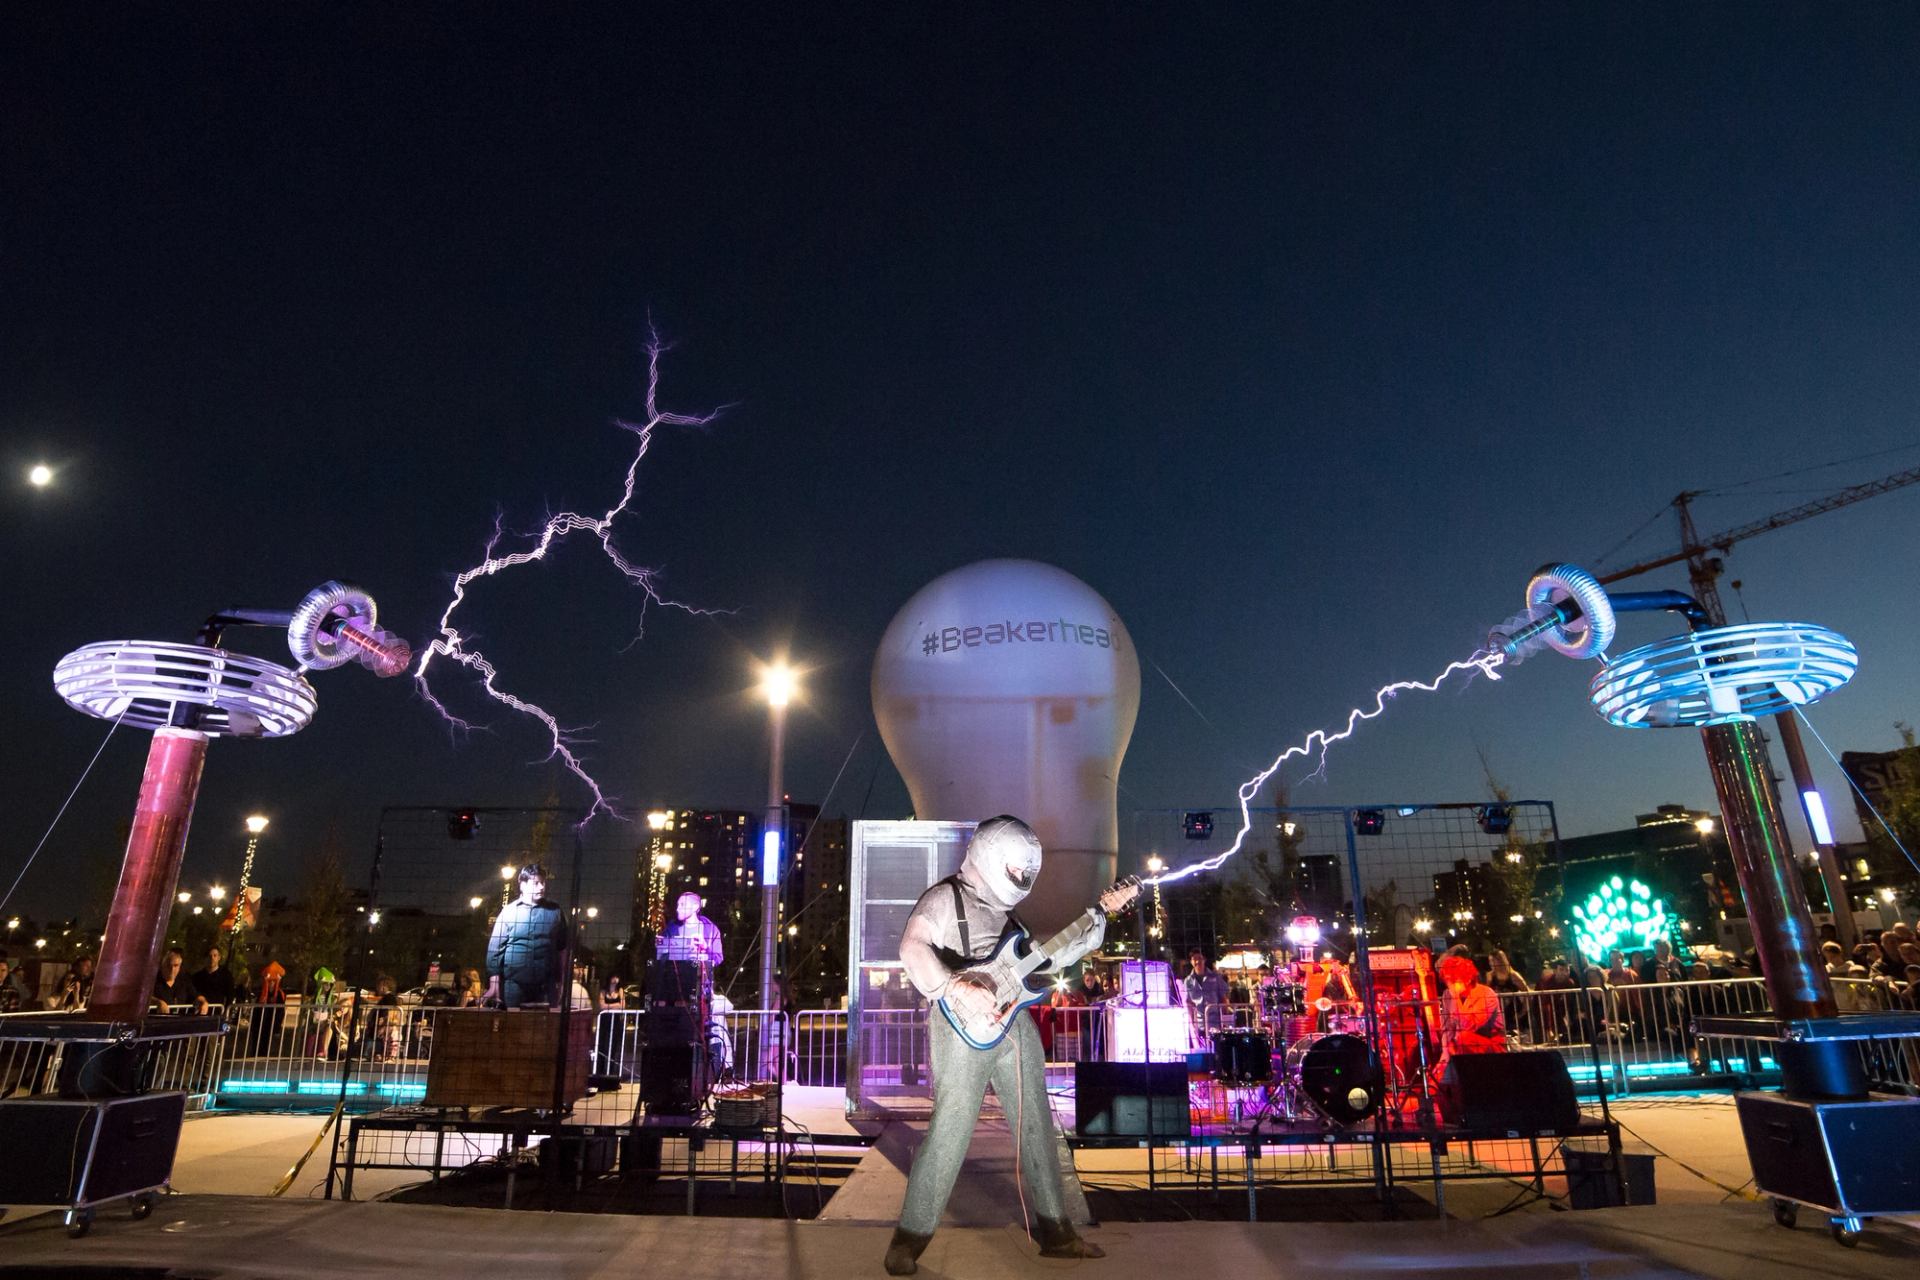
[941,876,1022,964]
[944,877,970,958]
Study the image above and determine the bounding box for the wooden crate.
[424,1009,592,1109]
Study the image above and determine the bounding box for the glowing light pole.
[758,661,796,1015]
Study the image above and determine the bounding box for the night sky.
[4,5,1918,922]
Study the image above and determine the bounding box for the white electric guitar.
[936,877,1141,1050]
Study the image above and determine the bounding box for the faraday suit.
[892,818,1105,1245]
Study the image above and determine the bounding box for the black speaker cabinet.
[643,1006,700,1047]
[1438,1050,1580,1134]
[542,1130,618,1177]
[0,1092,187,1206]
[1564,1146,1657,1208]
[1073,1062,1190,1138]
[640,1043,707,1117]
[1735,1091,1920,1217]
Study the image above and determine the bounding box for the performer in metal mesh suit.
[884,816,1106,1275]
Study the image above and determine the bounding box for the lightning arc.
[1144,647,1508,886]
[415,331,728,822]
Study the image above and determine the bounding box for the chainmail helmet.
[962,815,1044,909]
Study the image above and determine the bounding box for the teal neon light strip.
[219,1078,422,1099]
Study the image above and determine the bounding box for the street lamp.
[757,659,799,1013]
[1694,816,1717,836]
[468,896,484,910]
[208,885,227,902]
[245,814,270,836]
[647,810,671,831]
[177,892,191,904]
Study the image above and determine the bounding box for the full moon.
[27,464,53,488]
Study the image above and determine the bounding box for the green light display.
[1569,875,1670,965]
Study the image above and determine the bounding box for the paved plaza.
[4,1093,1918,1276]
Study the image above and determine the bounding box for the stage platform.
[3,1194,1916,1278]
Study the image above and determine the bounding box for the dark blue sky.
[4,5,1917,919]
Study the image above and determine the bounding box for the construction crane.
[1596,461,1920,948]
[1597,463,1920,623]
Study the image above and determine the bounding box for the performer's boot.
[1035,1217,1105,1260]
[883,1228,932,1276]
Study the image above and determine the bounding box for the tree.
[289,826,351,996]
[1865,723,1920,890]
[1480,752,1558,975]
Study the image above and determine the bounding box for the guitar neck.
[1012,907,1103,979]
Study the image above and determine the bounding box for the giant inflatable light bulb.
[872,560,1140,933]
[415,331,726,822]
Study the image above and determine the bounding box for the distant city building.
[788,811,850,1006]
[628,804,852,1002]
[1839,745,1919,833]
[1432,858,1504,929]
[1292,852,1345,924]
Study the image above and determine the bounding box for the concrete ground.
[4,1092,1916,1276]
[146,1091,1796,1208]
[3,1196,1917,1278]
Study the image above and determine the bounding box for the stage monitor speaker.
[1073,1062,1190,1138]
[1438,1050,1580,1133]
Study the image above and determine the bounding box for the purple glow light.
[415,330,729,823]
[1145,648,1508,887]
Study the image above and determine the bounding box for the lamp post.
[758,661,797,1014]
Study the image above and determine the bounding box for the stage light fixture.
[1182,811,1214,840]
[1353,809,1385,836]
[1477,804,1513,835]
[448,808,479,840]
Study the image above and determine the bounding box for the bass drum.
[1284,1033,1382,1125]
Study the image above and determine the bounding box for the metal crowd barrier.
[196,979,1920,1113]
[212,1001,819,1108]
[791,1009,846,1087]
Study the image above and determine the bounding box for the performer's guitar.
[936,877,1141,1050]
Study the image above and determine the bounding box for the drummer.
[1301,949,1361,1029]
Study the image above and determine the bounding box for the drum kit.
[1205,959,1384,1128]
